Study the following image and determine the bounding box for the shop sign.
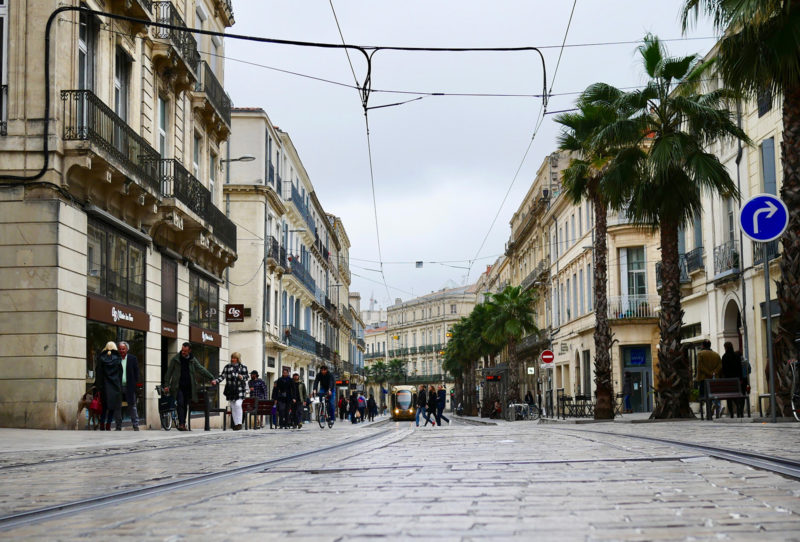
[189,325,221,347]
[225,304,244,322]
[161,322,178,338]
[87,295,149,332]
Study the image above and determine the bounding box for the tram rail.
[0,427,399,532]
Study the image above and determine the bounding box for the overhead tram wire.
[463,0,576,288]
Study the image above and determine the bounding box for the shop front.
[621,345,653,413]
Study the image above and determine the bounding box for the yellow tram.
[391,385,416,421]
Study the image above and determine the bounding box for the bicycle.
[526,403,542,420]
[790,359,800,422]
[315,392,335,429]
[155,385,178,431]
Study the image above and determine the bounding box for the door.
[627,369,652,413]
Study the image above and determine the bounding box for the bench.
[188,387,228,431]
[702,378,749,419]
[252,399,275,429]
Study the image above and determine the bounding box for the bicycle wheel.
[791,362,800,422]
[528,405,541,421]
[317,403,326,428]
[327,407,335,428]
[160,409,173,431]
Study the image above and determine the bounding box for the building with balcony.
[386,285,477,384]
[0,0,237,428]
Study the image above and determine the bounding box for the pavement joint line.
[0,427,395,532]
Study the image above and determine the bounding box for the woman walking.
[94,341,123,431]
[367,393,377,422]
[216,352,249,430]
[436,384,450,426]
[349,391,359,423]
[414,384,427,427]
[423,385,438,427]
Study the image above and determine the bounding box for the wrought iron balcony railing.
[207,204,237,252]
[157,158,209,219]
[287,259,316,295]
[194,61,231,127]
[713,240,740,278]
[608,294,659,319]
[153,2,200,73]
[754,239,780,266]
[515,329,549,354]
[655,255,690,289]
[290,183,315,231]
[285,325,316,354]
[62,89,160,194]
[685,246,704,273]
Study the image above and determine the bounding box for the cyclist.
[312,365,335,421]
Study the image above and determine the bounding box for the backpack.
[89,393,102,414]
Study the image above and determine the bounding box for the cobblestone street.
[1,418,800,541]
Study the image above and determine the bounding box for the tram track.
[0,427,404,532]
[545,426,800,481]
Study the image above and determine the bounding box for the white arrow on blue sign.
[738,193,789,243]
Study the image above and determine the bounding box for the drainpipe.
[734,102,751,370]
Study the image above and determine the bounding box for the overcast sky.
[224,1,717,311]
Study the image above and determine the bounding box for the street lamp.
[222,154,256,184]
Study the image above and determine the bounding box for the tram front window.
[396,390,412,410]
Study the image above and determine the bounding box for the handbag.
[224,380,236,400]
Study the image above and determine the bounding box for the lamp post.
[221,153,255,184]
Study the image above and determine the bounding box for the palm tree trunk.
[775,84,800,416]
[592,195,615,419]
[651,221,695,419]
[507,339,520,403]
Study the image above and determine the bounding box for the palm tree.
[555,88,630,419]
[387,358,406,387]
[483,285,538,403]
[607,35,748,418]
[681,0,800,416]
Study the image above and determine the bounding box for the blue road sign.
[738,193,789,243]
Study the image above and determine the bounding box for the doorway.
[621,345,653,413]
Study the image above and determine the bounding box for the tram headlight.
[394,408,399,414]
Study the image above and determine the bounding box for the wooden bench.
[188,387,228,431]
[702,378,749,419]
[252,399,275,429]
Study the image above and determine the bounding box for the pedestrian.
[524,390,534,406]
[215,352,249,430]
[367,393,377,422]
[292,373,308,428]
[721,342,744,418]
[622,372,633,413]
[117,341,140,431]
[94,341,123,431]
[424,385,437,426]
[349,391,359,423]
[436,384,451,426]
[248,370,268,429]
[415,384,427,427]
[338,395,347,421]
[357,392,367,421]
[273,367,295,429]
[696,339,722,420]
[164,342,216,431]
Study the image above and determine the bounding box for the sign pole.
[764,247,777,423]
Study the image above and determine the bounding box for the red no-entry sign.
[540,350,555,364]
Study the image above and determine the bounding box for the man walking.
[696,339,722,420]
[415,384,427,427]
[118,341,140,431]
[292,373,308,428]
[164,342,215,431]
[273,367,295,428]
[249,370,268,429]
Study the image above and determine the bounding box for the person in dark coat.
[118,341,140,431]
[367,393,377,422]
[424,385,438,426]
[721,341,744,418]
[273,367,296,428]
[415,385,427,427]
[349,391,359,423]
[436,384,451,426]
[164,342,215,431]
[94,341,123,431]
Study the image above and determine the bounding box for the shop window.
[161,258,177,323]
[191,342,219,409]
[190,271,219,331]
[87,220,146,308]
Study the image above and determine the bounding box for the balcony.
[358,338,366,350]
[285,325,316,355]
[405,373,454,384]
[686,246,704,273]
[338,256,351,284]
[152,2,200,90]
[192,61,232,137]
[520,257,550,291]
[213,0,235,26]
[289,183,316,231]
[515,329,550,354]
[608,294,659,320]
[655,255,690,290]
[365,351,385,360]
[156,158,237,252]
[315,341,332,361]
[286,259,316,296]
[62,89,160,195]
[713,240,740,282]
[754,240,780,266]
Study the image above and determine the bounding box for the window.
[578,209,582,238]
[265,284,271,323]
[725,198,736,242]
[209,152,217,202]
[157,96,168,158]
[566,278,571,320]
[761,137,777,195]
[757,89,772,117]
[625,247,646,298]
[114,48,130,122]
[450,304,457,314]
[587,264,592,311]
[571,215,575,245]
[193,133,202,178]
[190,272,219,331]
[78,10,97,91]
[87,220,146,308]
[579,269,584,316]
[161,257,177,323]
[572,273,578,318]
[693,209,702,250]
